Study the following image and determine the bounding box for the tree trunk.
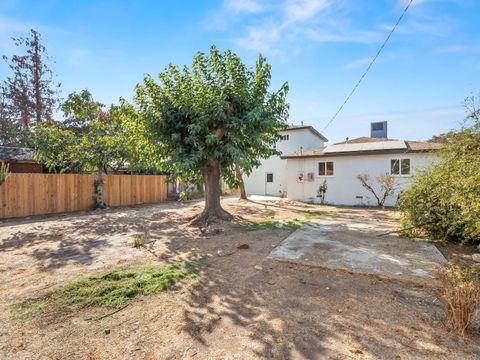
[94,169,106,209]
[191,160,232,225]
[235,164,247,200]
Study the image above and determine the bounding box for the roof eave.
[282,126,328,142]
[281,148,439,159]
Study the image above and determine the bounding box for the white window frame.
[318,161,334,177]
[390,158,411,176]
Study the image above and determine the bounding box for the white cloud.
[0,15,33,52]
[233,22,284,56]
[303,28,382,44]
[435,44,467,53]
[343,57,372,69]
[224,0,264,13]
[230,1,382,56]
[284,0,332,23]
[0,14,27,34]
[210,0,456,58]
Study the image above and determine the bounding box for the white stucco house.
[243,121,442,207]
[243,125,328,196]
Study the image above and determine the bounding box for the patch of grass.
[16,262,198,316]
[245,218,306,231]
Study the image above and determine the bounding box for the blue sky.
[1,0,479,143]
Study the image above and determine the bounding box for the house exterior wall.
[285,152,438,207]
[243,128,325,196]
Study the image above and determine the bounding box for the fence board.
[0,173,167,219]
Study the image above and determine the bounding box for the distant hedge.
[399,99,480,244]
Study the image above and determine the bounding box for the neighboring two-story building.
[243,124,328,196]
[243,121,442,207]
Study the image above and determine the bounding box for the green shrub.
[399,101,480,244]
[437,259,480,337]
[178,190,191,201]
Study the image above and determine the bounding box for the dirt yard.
[0,198,479,359]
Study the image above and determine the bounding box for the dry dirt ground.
[0,198,479,360]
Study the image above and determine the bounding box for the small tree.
[35,90,129,208]
[317,179,328,204]
[2,29,60,127]
[131,46,289,224]
[357,174,397,208]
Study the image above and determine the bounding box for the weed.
[245,218,306,231]
[437,259,480,337]
[16,262,198,316]
[0,162,9,185]
[132,233,146,248]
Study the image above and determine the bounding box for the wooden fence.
[0,173,167,219]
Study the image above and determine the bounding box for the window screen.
[318,162,325,176]
[326,162,334,176]
[390,159,400,175]
[401,159,410,175]
[266,173,274,183]
[391,159,410,175]
[318,162,334,176]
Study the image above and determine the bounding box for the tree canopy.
[130,46,289,223]
[34,90,127,174]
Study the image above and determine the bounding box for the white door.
[265,172,274,195]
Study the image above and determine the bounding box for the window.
[279,135,289,141]
[266,173,274,183]
[318,161,334,176]
[391,159,410,175]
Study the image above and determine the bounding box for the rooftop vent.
[371,121,387,138]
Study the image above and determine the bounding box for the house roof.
[282,125,328,142]
[281,139,443,159]
[334,136,395,144]
[0,146,36,162]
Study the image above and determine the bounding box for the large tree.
[132,46,289,224]
[1,29,60,134]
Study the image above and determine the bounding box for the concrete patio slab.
[268,218,447,286]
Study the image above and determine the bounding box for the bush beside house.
[399,99,480,244]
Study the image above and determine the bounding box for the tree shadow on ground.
[0,204,189,271]
[176,250,478,359]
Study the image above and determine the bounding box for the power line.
[321,0,414,132]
